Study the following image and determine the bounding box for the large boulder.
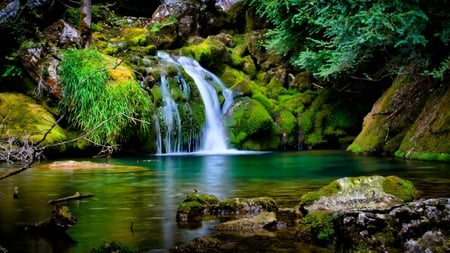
[296,175,418,218]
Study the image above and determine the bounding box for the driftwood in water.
[47,192,94,204]
[20,205,77,233]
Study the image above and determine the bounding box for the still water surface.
[0,150,449,252]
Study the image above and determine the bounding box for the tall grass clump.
[58,48,153,151]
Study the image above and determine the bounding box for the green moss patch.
[296,211,335,247]
[382,176,418,202]
[225,97,274,148]
[0,93,66,146]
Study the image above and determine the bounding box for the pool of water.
[0,150,449,252]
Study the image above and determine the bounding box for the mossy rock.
[183,36,230,69]
[176,193,220,222]
[292,71,313,91]
[382,175,419,202]
[295,211,335,247]
[0,93,66,147]
[216,63,249,88]
[267,77,288,99]
[297,175,418,217]
[225,97,274,149]
[218,197,278,215]
[122,27,148,47]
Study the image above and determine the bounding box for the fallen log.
[47,192,94,204]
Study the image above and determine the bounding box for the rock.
[294,175,427,250]
[215,211,277,231]
[218,196,278,215]
[176,193,220,222]
[20,19,81,98]
[296,175,418,217]
[171,236,222,253]
[335,198,450,252]
[404,230,450,253]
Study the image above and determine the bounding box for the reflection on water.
[0,150,449,252]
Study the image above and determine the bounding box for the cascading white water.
[157,52,233,154]
[158,74,182,153]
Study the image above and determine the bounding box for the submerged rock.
[215,211,277,231]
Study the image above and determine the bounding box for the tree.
[250,0,450,80]
[80,0,92,48]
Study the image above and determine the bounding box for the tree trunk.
[80,0,92,48]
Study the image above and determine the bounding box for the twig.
[47,192,94,204]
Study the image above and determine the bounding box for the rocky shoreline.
[172,176,450,252]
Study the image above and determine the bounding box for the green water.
[0,150,449,252]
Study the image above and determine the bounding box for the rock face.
[348,75,450,161]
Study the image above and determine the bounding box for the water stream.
[156,52,234,154]
[0,150,449,252]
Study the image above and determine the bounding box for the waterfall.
[156,52,233,154]
[157,74,183,153]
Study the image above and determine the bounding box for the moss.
[226,97,274,148]
[177,193,219,218]
[184,37,230,68]
[0,93,66,146]
[273,108,297,146]
[297,211,335,247]
[347,76,409,155]
[267,77,288,98]
[177,200,204,213]
[231,80,253,97]
[106,57,135,82]
[230,54,256,77]
[382,176,418,201]
[395,86,450,161]
[184,193,220,206]
[299,110,315,133]
[142,44,157,55]
[278,93,304,115]
[299,180,341,208]
[122,27,148,46]
[217,64,249,88]
[252,91,274,113]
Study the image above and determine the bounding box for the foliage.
[250,0,450,80]
[58,48,153,152]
